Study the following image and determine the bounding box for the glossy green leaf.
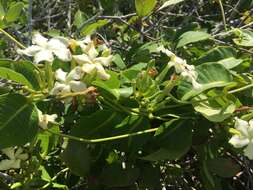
[233,29,253,47]
[177,31,211,48]
[73,10,85,28]
[192,93,236,122]
[5,2,23,23]
[0,93,38,148]
[112,54,126,69]
[100,164,140,187]
[61,140,90,176]
[81,19,109,35]
[142,122,192,161]
[135,0,157,17]
[13,61,41,90]
[158,0,184,11]
[177,62,233,101]
[195,46,237,64]
[0,67,33,88]
[218,57,243,69]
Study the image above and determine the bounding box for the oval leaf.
[0,93,38,148]
[177,62,233,101]
[177,31,211,48]
[135,0,157,17]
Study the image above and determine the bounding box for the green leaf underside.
[177,62,233,101]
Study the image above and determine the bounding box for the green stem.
[0,28,26,49]
[42,168,69,189]
[218,0,227,31]
[228,83,253,94]
[45,127,159,143]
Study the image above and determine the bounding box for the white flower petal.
[81,63,96,74]
[34,50,54,63]
[234,118,249,137]
[95,63,110,80]
[50,82,71,95]
[191,80,202,90]
[47,114,57,123]
[86,42,99,59]
[55,69,67,82]
[73,54,92,64]
[53,48,72,62]
[69,81,87,92]
[0,159,20,170]
[229,135,250,148]
[244,143,253,159]
[94,55,113,67]
[158,46,175,57]
[32,33,48,47]
[67,67,84,81]
[17,45,42,56]
[248,119,253,137]
[48,38,71,62]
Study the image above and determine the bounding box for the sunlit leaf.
[177,31,211,48]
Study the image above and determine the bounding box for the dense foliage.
[0,0,253,189]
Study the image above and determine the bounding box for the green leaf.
[100,164,140,187]
[176,31,211,48]
[158,0,184,11]
[218,57,243,69]
[92,70,121,99]
[142,122,192,161]
[0,93,38,149]
[135,0,157,17]
[0,67,33,88]
[81,19,109,35]
[233,29,253,47]
[73,10,85,28]
[37,125,59,157]
[70,110,125,139]
[195,46,237,64]
[13,61,41,90]
[5,2,23,23]
[112,54,126,69]
[192,93,236,122]
[0,2,5,21]
[61,140,90,176]
[177,62,233,101]
[206,158,241,178]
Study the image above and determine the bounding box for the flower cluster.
[159,46,201,89]
[229,117,253,159]
[18,33,113,102]
[0,147,28,171]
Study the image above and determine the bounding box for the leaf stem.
[0,28,26,49]
[45,127,158,143]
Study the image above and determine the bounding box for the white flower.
[38,109,57,129]
[159,46,201,89]
[229,118,253,159]
[72,37,112,80]
[0,147,28,171]
[50,68,87,102]
[17,33,71,63]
